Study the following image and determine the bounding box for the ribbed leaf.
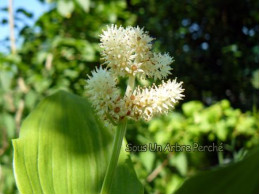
[12,90,143,194]
[176,148,259,194]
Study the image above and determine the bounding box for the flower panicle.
[86,25,184,124]
[99,25,173,79]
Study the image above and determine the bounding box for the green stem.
[100,119,127,194]
[125,75,135,96]
[106,113,117,126]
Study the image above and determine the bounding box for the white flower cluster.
[130,80,184,121]
[85,67,125,120]
[100,25,173,80]
[86,25,184,123]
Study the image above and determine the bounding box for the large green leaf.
[12,90,143,194]
[176,148,259,194]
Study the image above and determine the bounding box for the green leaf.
[57,0,74,18]
[0,165,16,194]
[12,90,143,194]
[215,120,229,141]
[1,113,16,138]
[76,0,90,12]
[139,151,155,172]
[16,8,33,18]
[182,101,203,117]
[176,147,259,194]
[169,153,187,176]
[0,70,14,92]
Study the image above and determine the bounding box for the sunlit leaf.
[57,0,74,18]
[13,90,143,194]
[182,101,203,117]
[76,0,90,12]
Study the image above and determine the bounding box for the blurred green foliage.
[127,100,258,193]
[0,0,258,193]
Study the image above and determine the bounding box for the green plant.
[85,25,184,193]
[13,91,143,193]
[13,24,185,194]
[127,100,259,193]
[0,0,258,193]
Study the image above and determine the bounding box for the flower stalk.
[100,119,127,194]
[86,25,185,194]
[125,75,135,96]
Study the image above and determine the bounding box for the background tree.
[127,0,259,110]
